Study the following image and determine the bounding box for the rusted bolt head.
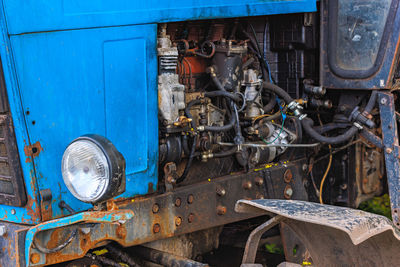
[187,194,194,204]
[188,213,195,223]
[284,185,293,199]
[283,169,293,183]
[152,203,160,213]
[243,181,252,190]
[153,223,161,233]
[255,177,264,186]
[216,205,227,215]
[175,197,181,207]
[30,253,40,264]
[175,216,182,226]
[216,186,226,196]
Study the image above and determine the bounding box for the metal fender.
[235,199,400,267]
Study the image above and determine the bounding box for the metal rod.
[242,215,284,264]
[135,246,209,267]
[217,142,320,148]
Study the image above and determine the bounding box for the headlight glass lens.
[62,140,110,202]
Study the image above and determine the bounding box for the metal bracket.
[378,92,400,228]
[39,189,52,221]
[241,215,284,265]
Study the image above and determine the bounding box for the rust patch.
[24,141,43,163]
[116,224,127,239]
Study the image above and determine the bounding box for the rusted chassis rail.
[0,160,307,266]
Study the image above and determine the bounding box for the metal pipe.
[135,246,209,267]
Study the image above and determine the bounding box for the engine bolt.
[153,223,161,233]
[243,181,252,190]
[175,216,182,226]
[187,194,194,204]
[175,197,181,207]
[283,169,293,183]
[255,177,264,186]
[216,205,227,215]
[216,186,226,196]
[30,253,40,264]
[152,203,160,213]
[188,213,195,223]
[284,185,293,199]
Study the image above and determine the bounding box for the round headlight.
[61,134,125,203]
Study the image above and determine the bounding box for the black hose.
[203,109,235,132]
[182,135,190,156]
[204,90,241,102]
[210,73,226,91]
[176,134,198,184]
[313,123,352,134]
[262,82,293,104]
[213,147,238,158]
[301,91,377,144]
[302,119,359,145]
[262,92,276,113]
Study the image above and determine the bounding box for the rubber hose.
[204,90,241,102]
[301,91,377,144]
[213,147,238,158]
[176,134,198,184]
[262,82,293,104]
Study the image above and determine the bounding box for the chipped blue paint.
[0,0,316,225]
[25,209,134,266]
[3,0,316,35]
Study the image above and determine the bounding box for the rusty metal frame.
[378,92,400,227]
[22,159,307,266]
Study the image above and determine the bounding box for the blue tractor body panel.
[0,0,316,224]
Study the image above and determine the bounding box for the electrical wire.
[317,114,332,204]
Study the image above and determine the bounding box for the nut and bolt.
[255,177,264,186]
[284,185,293,199]
[188,213,195,223]
[380,97,388,105]
[187,194,194,204]
[175,216,182,227]
[283,169,293,183]
[152,203,160,213]
[175,197,182,207]
[216,205,227,215]
[216,186,226,196]
[243,181,252,190]
[30,253,41,264]
[11,209,16,215]
[153,223,161,233]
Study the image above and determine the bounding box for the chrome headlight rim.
[61,134,126,204]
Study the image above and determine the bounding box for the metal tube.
[135,246,209,267]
